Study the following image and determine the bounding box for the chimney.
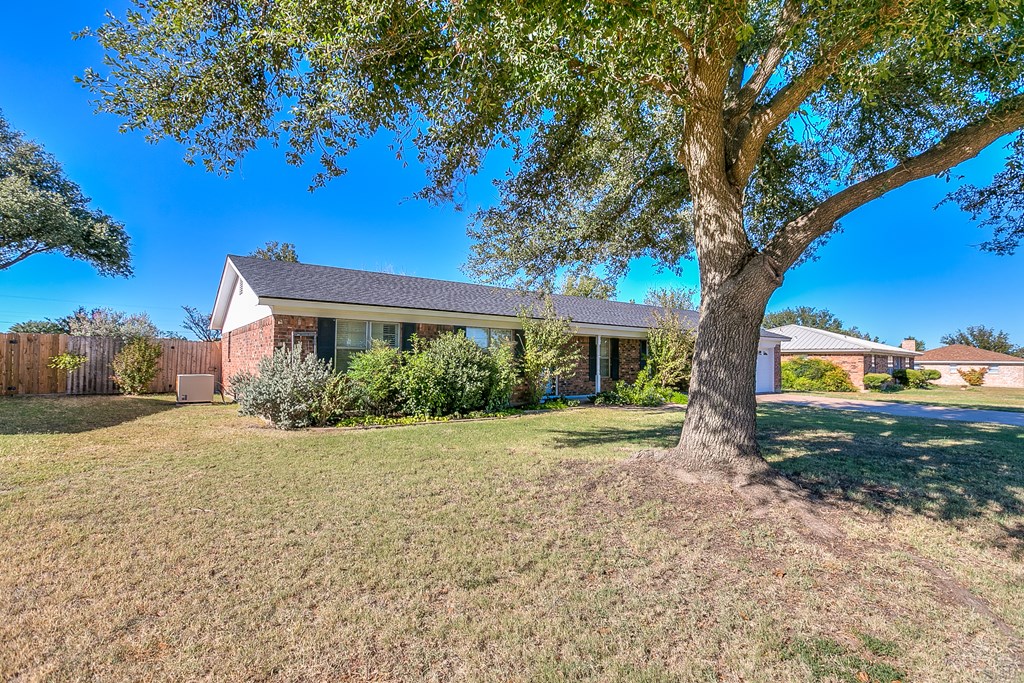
[901,338,918,352]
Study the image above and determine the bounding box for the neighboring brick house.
[212,255,788,398]
[769,324,921,389]
[915,344,1024,388]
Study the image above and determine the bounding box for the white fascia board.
[917,359,1024,365]
[210,260,240,330]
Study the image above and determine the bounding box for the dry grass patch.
[0,396,1021,681]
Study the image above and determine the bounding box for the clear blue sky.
[2,2,1021,347]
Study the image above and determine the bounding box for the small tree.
[63,307,164,340]
[110,337,162,394]
[249,241,298,262]
[518,299,582,406]
[646,307,696,391]
[9,320,66,334]
[958,367,989,387]
[181,305,221,342]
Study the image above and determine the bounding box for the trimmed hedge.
[863,373,899,392]
[893,368,935,389]
[781,358,856,392]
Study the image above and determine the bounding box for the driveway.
[759,393,1024,428]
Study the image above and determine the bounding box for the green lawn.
[795,385,1024,413]
[1,396,1022,681]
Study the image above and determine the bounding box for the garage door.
[755,345,775,393]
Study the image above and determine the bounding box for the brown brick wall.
[222,316,275,391]
[558,336,595,396]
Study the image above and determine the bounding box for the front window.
[465,326,515,348]
[335,320,400,371]
[599,338,611,377]
[990,365,1000,374]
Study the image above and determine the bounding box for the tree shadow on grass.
[758,406,1024,526]
[0,395,179,435]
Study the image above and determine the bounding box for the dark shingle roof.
[228,255,788,339]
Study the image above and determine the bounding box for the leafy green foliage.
[47,352,88,373]
[941,325,1023,357]
[181,305,220,342]
[0,111,130,275]
[8,320,66,334]
[111,337,162,395]
[230,346,334,429]
[64,306,168,340]
[893,368,934,389]
[781,358,857,392]
[645,306,695,390]
[346,341,406,416]
[863,373,899,392]
[958,367,988,386]
[643,286,698,311]
[249,241,298,262]
[518,299,582,407]
[560,271,616,299]
[402,332,508,417]
[764,307,877,341]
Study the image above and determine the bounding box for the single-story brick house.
[211,256,789,397]
[915,344,1024,388]
[769,324,921,389]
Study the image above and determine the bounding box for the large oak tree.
[80,0,1024,477]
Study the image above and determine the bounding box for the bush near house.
[863,373,900,392]
[893,368,936,389]
[230,346,335,429]
[110,337,163,395]
[403,332,515,417]
[958,367,988,386]
[781,358,857,392]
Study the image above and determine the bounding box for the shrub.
[48,352,88,373]
[645,306,695,390]
[230,346,333,429]
[593,368,666,407]
[347,341,406,415]
[894,368,933,389]
[484,338,518,412]
[403,332,499,416]
[312,373,360,426]
[863,373,899,392]
[781,358,856,392]
[958,367,988,386]
[921,368,941,381]
[110,337,162,394]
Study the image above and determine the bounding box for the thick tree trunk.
[672,271,775,477]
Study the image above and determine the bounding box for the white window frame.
[334,319,402,371]
[989,365,1000,374]
[599,338,611,378]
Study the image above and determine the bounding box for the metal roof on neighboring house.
[916,344,1024,363]
[769,324,920,355]
[222,255,789,338]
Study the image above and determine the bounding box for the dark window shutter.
[401,323,416,352]
[316,318,336,365]
[453,325,467,335]
[610,338,620,380]
[588,337,597,380]
[639,340,648,369]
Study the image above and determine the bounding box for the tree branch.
[0,243,49,271]
[727,0,802,120]
[728,0,907,187]
[766,96,1024,269]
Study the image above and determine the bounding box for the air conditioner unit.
[177,374,215,404]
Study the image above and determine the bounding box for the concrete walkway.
[758,393,1024,428]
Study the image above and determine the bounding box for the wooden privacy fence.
[0,333,221,396]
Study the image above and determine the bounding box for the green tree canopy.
[0,111,130,276]
[560,271,616,299]
[644,287,699,312]
[941,325,1023,357]
[79,0,1024,471]
[249,241,298,262]
[763,306,876,341]
[7,320,66,334]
